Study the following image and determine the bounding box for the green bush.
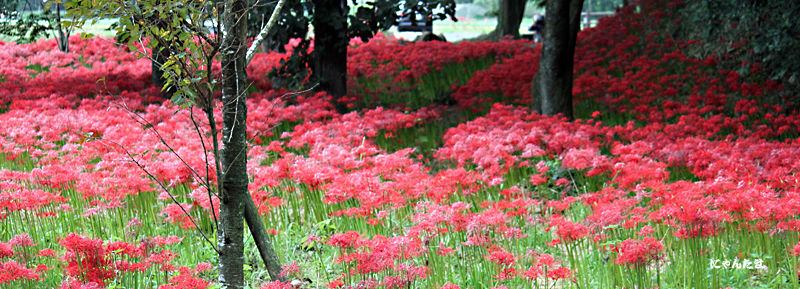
[675,0,800,85]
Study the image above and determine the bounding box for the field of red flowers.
[2,0,800,288]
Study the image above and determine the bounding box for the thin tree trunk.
[313,0,348,114]
[55,4,69,52]
[218,0,249,285]
[243,197,284,280]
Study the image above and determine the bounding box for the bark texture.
[531,0,584,120]
[218,0,249,286]
[313,0,348,113]
[244,197,284,280]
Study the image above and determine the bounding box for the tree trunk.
[244,196,284,280]
[531,0,582,120]
[218,0,249,286]
[55,4,69,53]
[568,0,584,59]
[313,0,348,114]
[489,0,526,39]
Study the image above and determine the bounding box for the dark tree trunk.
[244,197,284,280]
[218,0,249,286]
[488,0,526,39]
[567,0,584,59]
[55,4,69,53]
[313,0,348,114]
[531,0,583,120]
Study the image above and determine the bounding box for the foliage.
[247,0,310,53]
[64,0,224,105]
[671,0,800,93]
[267,0,458,90]
[0,0,61,44]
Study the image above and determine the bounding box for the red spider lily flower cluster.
[0,233,207,288]
[1,0,798,287]
[613,237,665,268]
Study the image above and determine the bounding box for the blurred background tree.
[0,0,72,51]
[671,0,799,95]
[264,0,457,113]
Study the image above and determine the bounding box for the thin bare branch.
[246,0,288,65]
[190,108,219,227]
[113,101,218,200]
[93,136,219,253]
[247,83,318,144]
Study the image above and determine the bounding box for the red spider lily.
[60,233,115,285]
[38,248,56,257]
[158,266,210,289]
[59,280,105,289]
[328,231,363,250]
[0,243,15,258]
[546,267,573,281]
[549,215,590,243]
[161,203,197,229]
[260,280,295,289]
[614,237,665,268]
[440,282,461,289]
[0,261,41,284]
[486,246,515,267]
[2,0,800,285]
[791,242,800,256]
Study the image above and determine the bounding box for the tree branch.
[245,0,288,66]
[190,108,219,228]
[92,135,219,253]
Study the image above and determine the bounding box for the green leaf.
[150,26,160,37]
[162,59,175,68]
[179,32,191,41]
[182,86,198,100]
